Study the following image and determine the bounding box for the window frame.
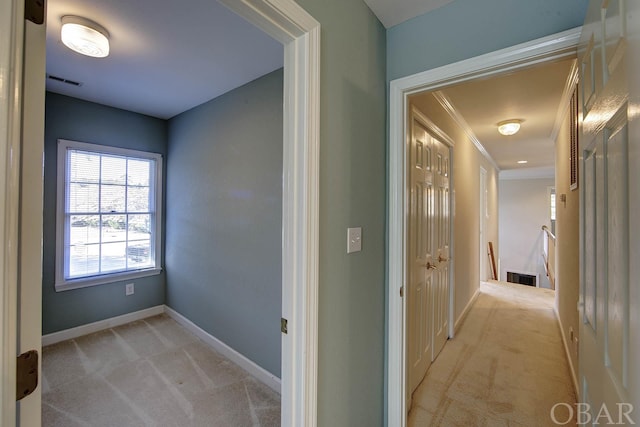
[55,139,163,291]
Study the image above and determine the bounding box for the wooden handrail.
[542,225,556,241]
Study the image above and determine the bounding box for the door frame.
[0,0,25,424]
[0,0,321,426]
[387,27,581,426]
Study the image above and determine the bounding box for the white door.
[579,0,639,422]
[407,116,435,395]
[407,110,451,397]
[432,139,450,360]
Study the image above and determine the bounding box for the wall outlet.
[347,227,362,253]
[125,283,134,296]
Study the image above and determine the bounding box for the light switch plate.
[125,283,134,296]
[347,227,362,253]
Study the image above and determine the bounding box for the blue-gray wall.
[387,0,589,81]
[165,70,283,377]
[43,92,167,334]
[293,0,387,425]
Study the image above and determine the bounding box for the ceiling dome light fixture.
[61,16,110,58]
[497,120,522,136]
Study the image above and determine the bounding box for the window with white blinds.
[56,139,163,291]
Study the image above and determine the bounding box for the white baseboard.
[455,287,481,333]
[42,305,165,346]
[554,306,579,399]
[164,306,281,394]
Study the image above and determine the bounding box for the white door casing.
[1,0,321,426]
[387,27,581,427]
[579,0,638,420]
[17,17,47,426]
[1,0,25,425]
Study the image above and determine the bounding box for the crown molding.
[432,90,500,171]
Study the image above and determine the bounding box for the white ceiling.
[46,0,283,119]
[411,58,575,174]
[363,0,453,28]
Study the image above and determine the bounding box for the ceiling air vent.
[47,74,83,87]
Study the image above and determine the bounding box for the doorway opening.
[387,27,581,426]
[2,0,320,425]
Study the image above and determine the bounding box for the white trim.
[41,305,165,346]
[394,27,581,96]
[165,306,281,393]
[387,75,407,427]
[554,306,580,398]
[387,27,581,427]
[454,287,481,332]
[54,139,164,291]
[18,19,46,424]
[411,105,456,147]
[217,2,320,425]
[0,0,24,424]
[432,91,500,170]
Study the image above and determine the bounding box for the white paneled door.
[579,0,639,423]
[407,109,450,400]
[432,137,450,360]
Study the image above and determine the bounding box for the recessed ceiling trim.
[433,90,500,170]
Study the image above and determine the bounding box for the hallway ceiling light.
[517,160,528,164]
[497,120,521,136]
[61,16,110,58]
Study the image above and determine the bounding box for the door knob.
[425,262,438,270]
[438,255,448,263]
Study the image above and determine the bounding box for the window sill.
[55,268,162,292]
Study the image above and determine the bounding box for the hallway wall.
[554,103,580,386]
[411,93,499,324]
[293,0,387,425]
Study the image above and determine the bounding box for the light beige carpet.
[42,314,280,427]
[408,281,576,427]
